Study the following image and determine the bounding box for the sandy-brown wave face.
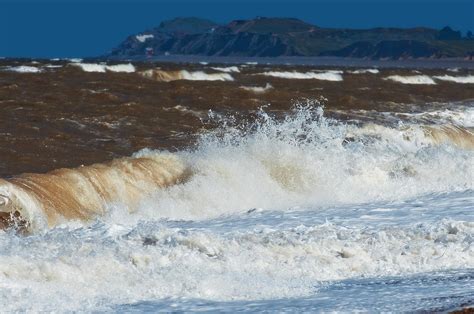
[139,69,234,82]
[424,125,474,149]
[352,123,474,150]
[0,153,189,231]
[140,69,186,82]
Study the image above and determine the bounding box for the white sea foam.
[434,75,474,84]
[350,69,380,74]
[72,63,136,73]
[1,103,472,229]
[385,75,436,85]
[73,63,107,72]
[163,105,207,118]
[322,70,344,74]
[0,200,472,311]
[106,63,136,73]
[180,71,234,81]
[0,102,472,311]
[3,65,43,73]
[211,66,240,73]
[258,71,343,81]
[404,107,474,127]
[345,106,474,128]
[127,105,472,223]
[136,34,154,43]
[45,64,63,69]
[239,83,273,93]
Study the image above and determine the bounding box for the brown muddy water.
[0,60,473,313]
[0,59,472,177]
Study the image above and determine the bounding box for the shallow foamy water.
[0,103,472,311]
[1,191,472,311]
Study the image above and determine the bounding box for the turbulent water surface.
[0,59,473,311]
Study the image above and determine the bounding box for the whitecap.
[434,75,474,84]
[211,66,240,73]
[385,75,436,85]
[239,83,273,93]
[3,65,43,73]
[258,71,343,81]
[140,69,234,82]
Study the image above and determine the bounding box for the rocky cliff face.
[321,40,443,59]
[107,17,474,59]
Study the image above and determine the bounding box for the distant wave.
[337,106,474,128]
[106,63,136,73]
[45,64,63,69]
[140,69,234,82]
[352,123,474,150]
[68,58,83,63]
[349,69,379,74]
[257,71,343,81]
[239,83,273,93]
[211,66,240,73]
[385,74,474,85]
[2,65,43,73]
[399,107,474,127]
[433,75,474,84]
[72,63,136,73]
[385,75,436,85]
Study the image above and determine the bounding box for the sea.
[0,57,472,312]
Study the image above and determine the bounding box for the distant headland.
[106,17,474,60]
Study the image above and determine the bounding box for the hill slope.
[108,17,474,59]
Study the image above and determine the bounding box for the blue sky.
[1,0,473,58]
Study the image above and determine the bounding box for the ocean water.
[0,100,473,311]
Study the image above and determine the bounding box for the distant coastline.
[105,17,474,60]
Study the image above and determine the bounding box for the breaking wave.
[211,66,240,73]
[0,101,472,232]
[0,100,473,311]
[2,65,43,73]
[335,105,474,128]
[351,123,474,150]
[385,75,436,85]
[349,69,379,74]
[386,74,474,85]
[0,154,188,231]
[434,75,474,84]
[72,63,136,73]
[140,69,234,82]
[239,83,273,93]
[258,71,343,81]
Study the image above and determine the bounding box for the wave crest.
[1,101,472,232]
[0,154,189,231]
[140,69,234,82]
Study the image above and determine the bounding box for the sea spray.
[131,100,473,223]
[0,100,472,311]
[0,100,472,230]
